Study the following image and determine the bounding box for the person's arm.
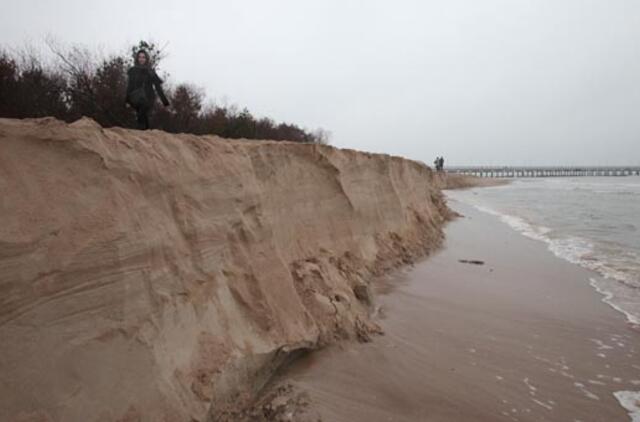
[151,70,170,106]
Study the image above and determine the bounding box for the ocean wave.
[589,278,640,325]
[473,205,552,243]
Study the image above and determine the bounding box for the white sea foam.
[590,339,614,350]
[613,391,640,422]
[473,205,552,243]
[574,382,600,400]
[523,377,538,394]
[589,279,640,325]
[531,398,553,411]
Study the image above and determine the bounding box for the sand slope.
[0,117,450,422]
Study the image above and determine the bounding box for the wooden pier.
[446,166,640,178]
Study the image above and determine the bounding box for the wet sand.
[279,199,640,421]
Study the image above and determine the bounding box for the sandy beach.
[278,198,640,422]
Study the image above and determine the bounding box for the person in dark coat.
[124,49,170,130]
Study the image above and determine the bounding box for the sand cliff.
[0,117,451,422]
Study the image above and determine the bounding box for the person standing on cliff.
[124,49,170,130]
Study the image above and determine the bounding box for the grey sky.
[2,0,639,166]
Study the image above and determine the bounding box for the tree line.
[0,40,329,144]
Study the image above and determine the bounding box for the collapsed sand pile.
[0,117,451,422]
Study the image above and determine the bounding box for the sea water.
[447,177,640,326]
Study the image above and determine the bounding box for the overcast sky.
[2,0,639,166]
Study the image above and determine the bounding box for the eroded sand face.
[0,117,450,422]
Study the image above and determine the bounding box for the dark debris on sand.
[458,259,485,265]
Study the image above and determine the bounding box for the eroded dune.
[0,117,451,422]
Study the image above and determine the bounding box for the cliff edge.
[0,117,451,422]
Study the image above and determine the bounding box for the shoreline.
[449,179,640,330]
[436,173,511,190]
[271,198,640,421]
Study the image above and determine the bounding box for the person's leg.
[135,107,144,129]
[135,107,150,130]
[141,109,149,130]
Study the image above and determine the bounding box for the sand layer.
[0,117,451,422]
[277,199,640,421]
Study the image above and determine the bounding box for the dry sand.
[276,198,640,422]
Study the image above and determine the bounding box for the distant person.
[434,156,441,171]
[439,157,445,171]
[124,49,170,130]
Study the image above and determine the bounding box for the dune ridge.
[0,117,451,421]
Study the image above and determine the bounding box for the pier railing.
[446,166,640,178]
